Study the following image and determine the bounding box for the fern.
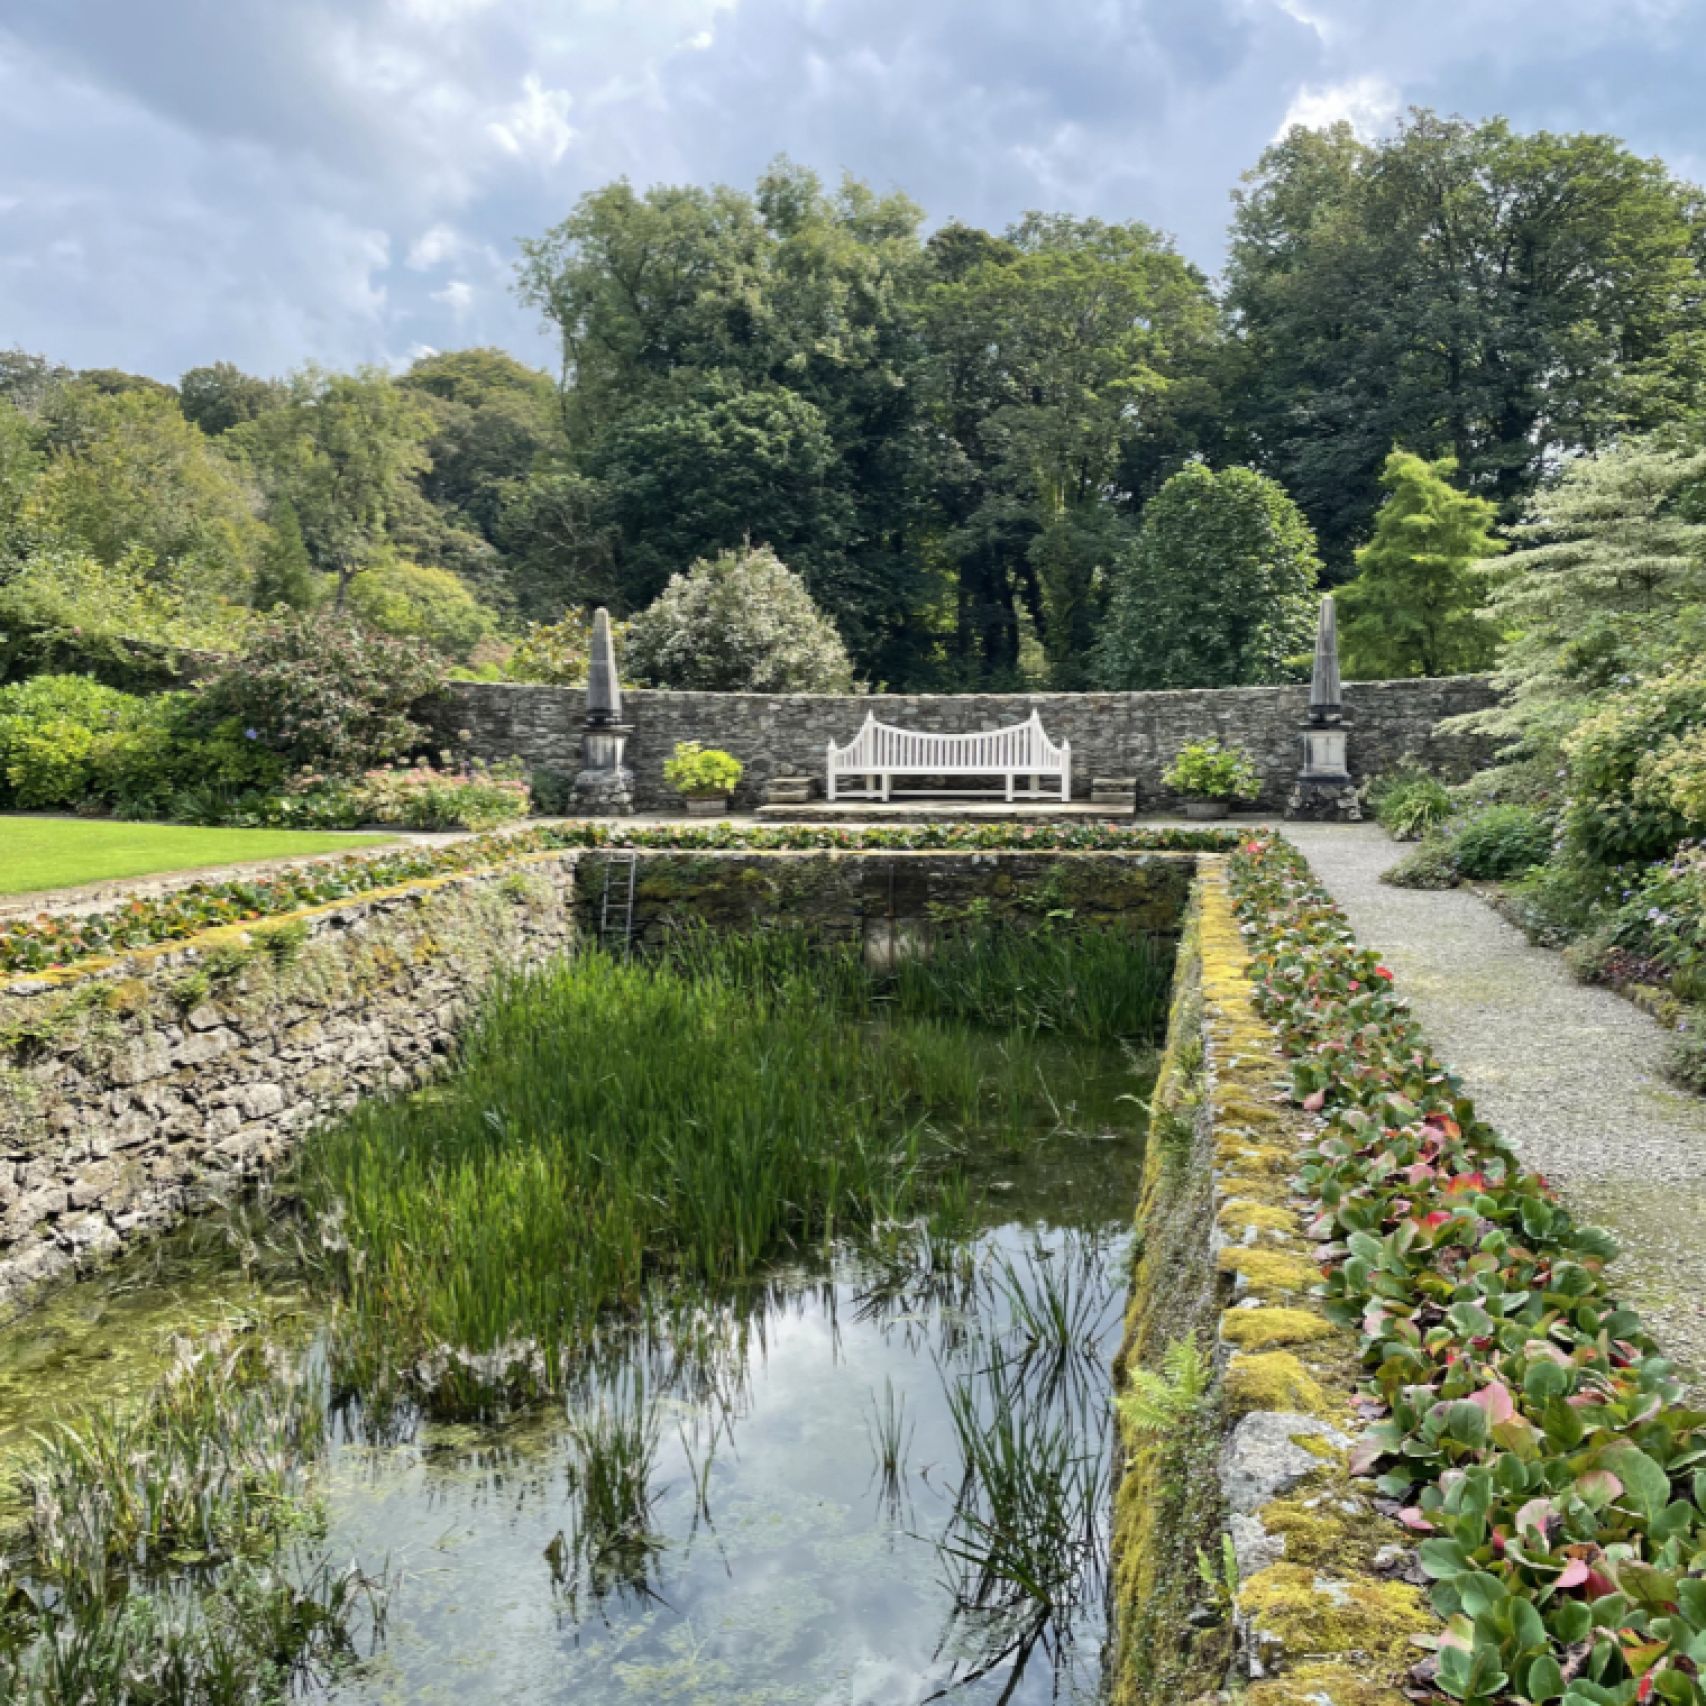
[1116,1332,1211,1436]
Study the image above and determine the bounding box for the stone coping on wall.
[1110,862,1433,1704]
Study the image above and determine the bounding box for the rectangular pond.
[0,923,1167,1706]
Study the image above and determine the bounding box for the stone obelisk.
[1285,595,1360,820]
[571,607,635,815]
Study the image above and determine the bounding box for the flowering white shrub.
[625,544,854,693]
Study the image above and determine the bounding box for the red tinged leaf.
[1373,964,1395,981]
[1469,1381,1515,1425]
[1555,1558,1590,1590]
[1302,1088,1327,1112]
[1397,1507,1436,1532]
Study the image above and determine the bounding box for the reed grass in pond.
[304,926,1171,1416]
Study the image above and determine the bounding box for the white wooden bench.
[826,710,1071,802]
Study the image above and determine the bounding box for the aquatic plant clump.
[0,1328,386,1706]
[1230,835,1706,1704]
[306,927,1167,1417]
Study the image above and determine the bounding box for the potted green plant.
[1162,738,1260,820]
[663,741,744,815]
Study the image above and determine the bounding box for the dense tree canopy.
[3,115,1704,693]
[1227,113,1706,575]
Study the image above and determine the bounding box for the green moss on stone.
[1221,1307,1335,1349]
[1237,1562,1432,1669]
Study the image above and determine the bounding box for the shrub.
[1382,834,1461,889]
[1369,770,1452,841]
[0,674,235,813]
[1161,739,1259,804]
[195,611,443,775]
[1606,844,1706,1002]
[346,556,494,663]
[1562,669,1706,865]
[1500,856,1620,949]
[355,758,531,831]
[1666,1014,1706,1095]
[662,742,743,798]
[501,612,620,687]
[625,544,854,693]
[1448,803,1553,881]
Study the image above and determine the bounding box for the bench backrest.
[827,710,1067,773]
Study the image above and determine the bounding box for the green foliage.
[24,387,266,606]
[249,499,318,611]
[177,361,284,436]
[0,548,253,690]
[229,368,434,600]
[1383,834,1464,890]
[1338,451,1503,679]
[1097,464,1320,690]
[661,741,744,798]
[1232,835,1706,1705]
[195,610,442,775]
[0,675,210,813]
[1449,805,1554,881]
[1474,440,1706,757]
[626,543,854,692]
[1227,114,1706,575]
[1371,770,1454,841]
[1116,1334,1212,1437]
[1162,738,1260,803]
[500,610,617,686]
[345,554,494,662]
[1560,669,1706,866]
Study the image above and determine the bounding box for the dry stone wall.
[0,853,582,1322]
[436,677,1498,812]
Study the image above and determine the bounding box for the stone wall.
[0,852,584,1322]
[436,676,1499,812]
[1108,865,1432,1703]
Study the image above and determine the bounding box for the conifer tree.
[1338,450,1503,679]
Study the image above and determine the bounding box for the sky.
[2,0,1704,383]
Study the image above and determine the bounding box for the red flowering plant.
[1229,835,1706,1706]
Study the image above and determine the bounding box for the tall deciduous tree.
[230,369,434,603]
[1095,464,1320,690]
[1227,112,1706,574]
[1338,451,1504,679]
[921,214,1220,684]
[24,388,264,601]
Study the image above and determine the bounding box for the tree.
[1472,438,1706,752]
[346,555,494,662]
[921,214,1221,683]
[625,542,854,692]
[0,400,41,569]
[230,369,434,603]
[1338,451,1504,679]
[251,500,319,611]
[24,387,264,602]
[179,362,284,435]
[1095,464,1320,690]
[1226,112,1706,574]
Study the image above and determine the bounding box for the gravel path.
[1283,821,1706,1381]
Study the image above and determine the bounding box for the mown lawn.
[0,816,395,898]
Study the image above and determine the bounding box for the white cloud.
[431,278,475,314]
[487,74,577,165]
[1275,72,1401,139]
[406,221,465,270]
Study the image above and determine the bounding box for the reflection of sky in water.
[317,1197,1137,1706]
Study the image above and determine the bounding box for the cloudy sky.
[2,0,1703,382]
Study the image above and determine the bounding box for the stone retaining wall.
[0,852,583,1322]
[1108,865,1431,1704]
[436,676,1498,812]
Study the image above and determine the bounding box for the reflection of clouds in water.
[318,1198,1134,1704]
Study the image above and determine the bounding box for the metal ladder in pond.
[598,852,639,954]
